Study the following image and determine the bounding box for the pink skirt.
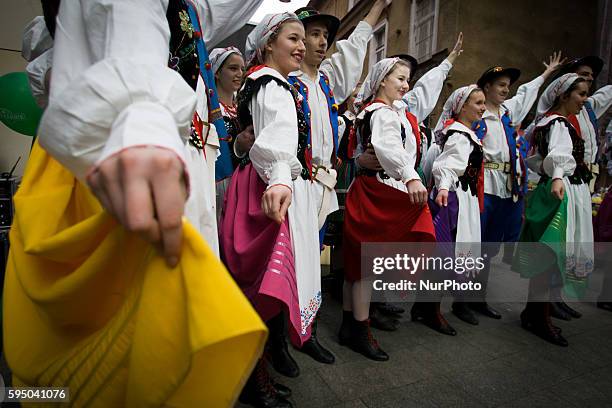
[219,164,310,345]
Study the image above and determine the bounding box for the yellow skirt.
[3,143,267,407]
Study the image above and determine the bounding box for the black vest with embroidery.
[441,130,483,197]
[166,0,206,150]
[236,74,311,180]
[534,117,592,185]
[356,109,417,179]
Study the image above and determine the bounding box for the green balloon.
[0,72,43,136]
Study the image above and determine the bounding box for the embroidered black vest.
[534,117,592,185]
[441,130,483,197]
[236,74,311,180]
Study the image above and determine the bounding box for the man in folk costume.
[4,1,270,406]
[461,53,565,326]
[549,56,612,319]
[259,0,392,375]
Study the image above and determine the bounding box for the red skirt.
[343,176,436,282]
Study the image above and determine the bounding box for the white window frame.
[409,0,439,62]
[369,18,388,70]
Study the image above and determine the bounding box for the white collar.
[447,121,481,145]
[247,66,289,83]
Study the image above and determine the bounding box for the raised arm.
[194,0,265,48]
[401,33,462,122]
[505,51,564,124]
[320,0,393,103]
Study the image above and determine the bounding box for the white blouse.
[366,104,421,185]
[247,68,303,190]
[526,115,576,180]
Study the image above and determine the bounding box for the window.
[348,0,356,11]
[369,19,388,69]
[409,0,439,62]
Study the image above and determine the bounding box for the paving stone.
[361,377,486,408]
[496,389,579,408]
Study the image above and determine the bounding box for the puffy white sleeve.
[249,81,303,189]
[432,132,473,191]
[587,85,612,119]
[400,59,452,122]
[194,0,264,48]
[320,21,372,104]
[38,0,196,182]
[542,121,576,179]
[504,75,545,126]
[25,48,53,108]
[370,109,421,183]
[21,16,53,62]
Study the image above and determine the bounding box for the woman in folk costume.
[340,58,436,361]
[547,56,611,321]
[515,73,592,347]
[422,85,486,335]
[219,13,319,408]
[4,1,269,406]
[209,46,255,222]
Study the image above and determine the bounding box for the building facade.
[309,0,608,128]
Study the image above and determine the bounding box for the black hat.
[559,56,604,78]
[389,54,419,75]
[476,66,521,89]
[294,7,340,49]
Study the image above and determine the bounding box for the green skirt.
[512,179,586,297]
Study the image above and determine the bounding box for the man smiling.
[461,52,564,326]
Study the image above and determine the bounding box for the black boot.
[452,301,479,325]
[550,301,572,321]
[411,302,457,336]
[267,313,300,378]
[298,317,335,364]
[346,319,389,361]
[597,301,612,312]
[373,301,405,316]
[273,383,292,399]
[369,305,400,331]
[520,302,568,347]
[470,301,502,319]
[240,360,293,408]
[555,300,582,318]
[338,310,354,345]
